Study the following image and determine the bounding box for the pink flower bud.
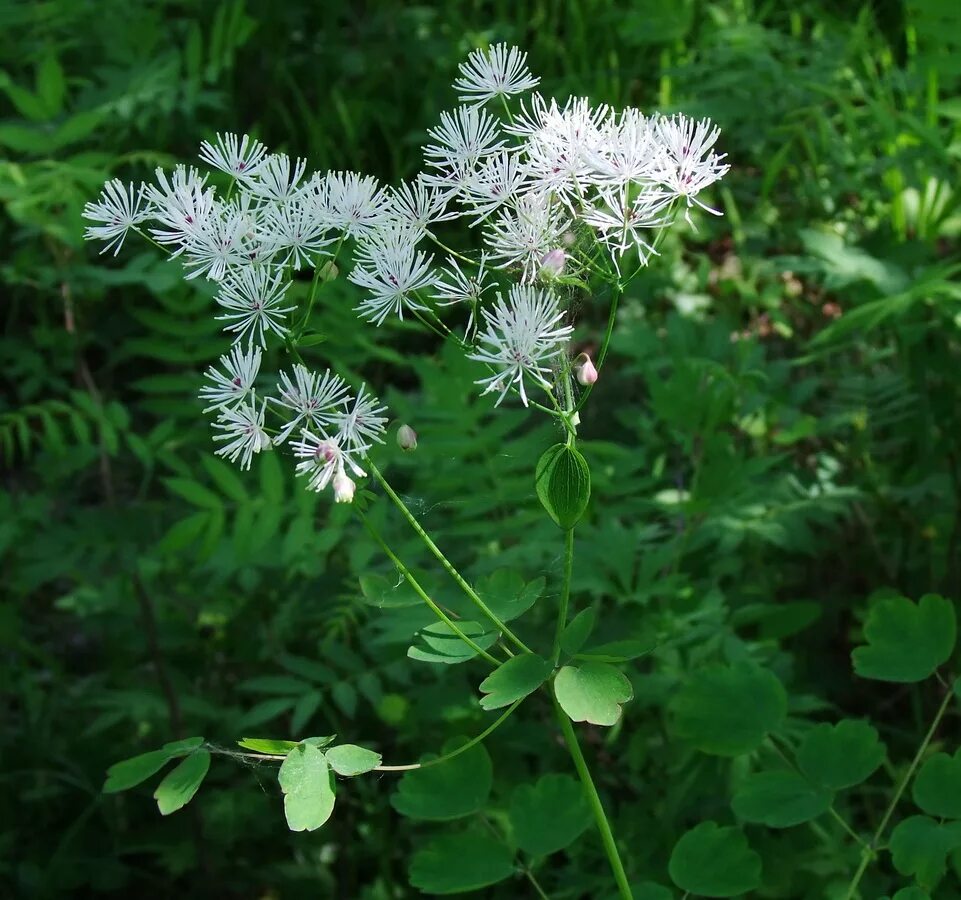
[333,471,356,503]
[540,248,566,278]
[396,424,418,451]
[574,352,598,386]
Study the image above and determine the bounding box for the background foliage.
[3,0,961,897]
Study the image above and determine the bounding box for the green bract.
[535,443,591,529]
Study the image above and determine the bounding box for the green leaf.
[409,828,514,894]
[475,570,544,622]
[408,621,498,665]
[535,443,591,529]
[391,737,492,821]
[669,663,787,756]
[913,750,961,818]
[237,737,298,756]
[731,770,833,828]
[852,594,956,683]
[554,662,633,727]
[358,573,422,609]
[154,750,211,815]
[164,477,223,510]
[103,749,174,794]
[889,816,961,888]
[478,654,551,710]
[797,720,886,790]
[891,889,931,900]
[669,822,762,898]
[560,608,596,657]
[103,737,205,793]
[509,774,591,856]
[325,744,382,777]
[278,743,336,832]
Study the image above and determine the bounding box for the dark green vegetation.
[3,1,961,898]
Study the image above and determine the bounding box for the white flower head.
[432,253,494,335]
[83,179,151,256]
[143,165,214,252]
[483,193,571,282]
[469,284,573,406]
[332,383,388,451]
[453,43,540,107]
[291,430,366,494]
[215,266,296,348]
[323,171,392,239]
[199,133,269,179]
[211,398,271,470]
[240,153,307,202]
[269,365,351,445]
[459,150,528,223]
[348,225,436,325]
[181,198,254,281]
[257,192,336,270]
[199,344,262,412]
[652,114,730,221]
[423,105,505,174]
[582,184,674,258]
[386,178,457,233]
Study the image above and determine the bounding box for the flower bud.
[574,352,598,386]
[333,471,356,503]
[540,248,566,278]
[396,424,418,451]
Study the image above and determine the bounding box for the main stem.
[844,685,954,899]
[552,529,574,665]
[368,460,533,655]
[554,698,633,899]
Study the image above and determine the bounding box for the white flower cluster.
[83,43,729,497]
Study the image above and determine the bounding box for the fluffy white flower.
[459,150,527,222]
[322,171,392,239]
[82,179,150,255]
[241,153,307,202]
[386,178,456,233]
[469,284,573,406]
[215,266,295,347]
[652,114,730,219]
[211,398,271,470]
[432,254,493,334]
[291,430,367,494]
[453,43,540,107]
[348,225,436,325]
[423,105,505,173]
[199,133,268,179]
[143,165,214,251]
[483,194,570,282]
[257,193,336,269]
[198,344,262,412]
[182,198,255,281]
[270,365,351,444]
[331,383,388,451]
[582,184,674,258]
[584,108,661,186]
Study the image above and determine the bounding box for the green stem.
[554,698,633,900]
[358,511,501,666]
[375,699,523,771]
[368,461,534,655]
[552,529,574,665]
[844,686,954,899]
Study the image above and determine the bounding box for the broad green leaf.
[797,720,885,790]
[535,443,591,529]
[478,654,551,710]
[891,889,931,900]
[409,829,514,894]
[358,573,422,609]
[669,663,786,756]
[576,637,657,663]
[554,663,633,727]
[852,594,955,683]
[669,822,762,897]
[913,750,961,818]
[475,570,544,622]
[731,770,833,827]
[560,608,596,657]
[103,737,205,793]
[391,738,492,821]
[509,774,591,856]
[278,743,336,832]
[154,750,210,815]
[237,737,298,756]
[325,744,382,777]
[408,621,498,665]
[889,816,961,888]
[104,749,173,794]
